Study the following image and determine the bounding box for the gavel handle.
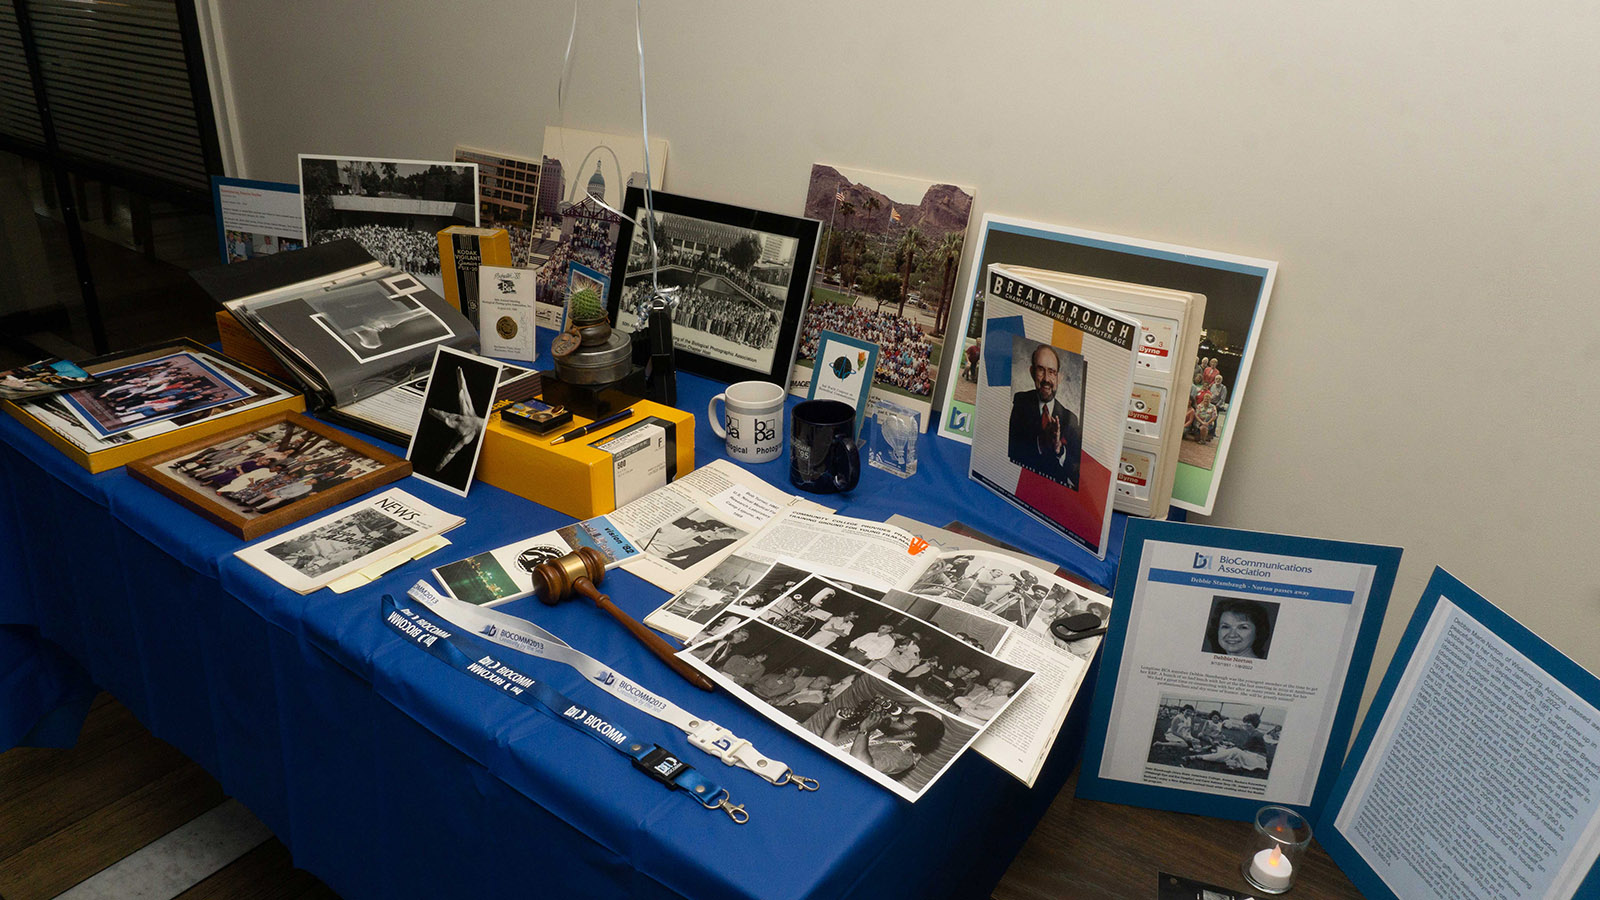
[574,577,717,692]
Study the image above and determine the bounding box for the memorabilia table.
[0,364,1129,900]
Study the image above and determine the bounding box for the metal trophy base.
[539,369,645,420]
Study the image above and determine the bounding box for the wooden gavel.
[532,547,716,692]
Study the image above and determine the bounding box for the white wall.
[210,0,1600,718]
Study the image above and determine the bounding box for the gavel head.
[532,546,608,606]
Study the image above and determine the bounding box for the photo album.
[193,239,479,410]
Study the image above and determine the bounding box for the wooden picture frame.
[607,187,821,386]
[128,412,410,539]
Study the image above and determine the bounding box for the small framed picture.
[607,187,822,386]
[128,412,411,540]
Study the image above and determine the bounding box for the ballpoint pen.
[549,407,635,444]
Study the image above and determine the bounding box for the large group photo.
[299,155,479,280]
[795,165,974,405]
[61,352,248,437]
[617,206,798,359]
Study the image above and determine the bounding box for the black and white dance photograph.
[60,352,249,437]
[405,348,502,497]
[609,189,820,385]
[1146,696,1284,780]
[262,507,419,579]
[307,279,453,363]
[684,618,979,800]
[298,154,478,286]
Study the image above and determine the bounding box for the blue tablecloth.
[0,365,1121,900]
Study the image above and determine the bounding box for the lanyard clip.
[777,772,820,791]
[716,796,749,824]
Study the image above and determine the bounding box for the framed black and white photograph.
[127,411,410,540]
[405,347,502,497]
[608,187,821,386]
[298,154,479,293]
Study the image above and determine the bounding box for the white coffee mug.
[708,380,786,464]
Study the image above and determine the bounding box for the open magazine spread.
[235,488,463,593]
[603,459,828,594]
[659,511,1111,789]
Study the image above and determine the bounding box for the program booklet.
[193,239,478,409]
[969,264,1141,558]
[1000,266,1205,519]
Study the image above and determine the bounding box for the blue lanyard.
[382,595,747,822]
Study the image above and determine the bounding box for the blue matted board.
[1076,518,1400,823]
[1316,568,1600,900]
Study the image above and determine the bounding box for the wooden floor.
[0,695,337,900]
[3,694,1366,900]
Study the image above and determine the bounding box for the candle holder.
[1242,805,1311,894]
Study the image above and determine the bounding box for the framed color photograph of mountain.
[934,216,1276,515]
[790,165,975,432]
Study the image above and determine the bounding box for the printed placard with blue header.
[1077,519,1400,823]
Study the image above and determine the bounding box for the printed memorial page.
[1326,577,1600,900]
[1094,539,1378,809]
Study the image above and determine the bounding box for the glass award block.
[867,400,919,478]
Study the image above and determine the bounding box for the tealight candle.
[1249,845,1293,891]
[1242,805,1312,894]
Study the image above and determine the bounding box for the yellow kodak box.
[476,398,695,518]
[437,226,512,321]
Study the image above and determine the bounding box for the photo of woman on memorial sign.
[1200,597,1278,660]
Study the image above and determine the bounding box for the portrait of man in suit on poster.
[1007,340,1084,489]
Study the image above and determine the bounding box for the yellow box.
[476,399,695,518]
[2,339,305,474]
[437,226,512,321]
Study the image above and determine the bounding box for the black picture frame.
[607,187,821,386]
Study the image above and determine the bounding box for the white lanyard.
[406,581,816,791]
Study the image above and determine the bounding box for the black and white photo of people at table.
[1146,696,1283,780]
[1025,582,1113,661]
[405,348,502,497]
[750,576,1034,727]
[1200,596,1279,660]
[61,353,250,437]
[685,618,980,799]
